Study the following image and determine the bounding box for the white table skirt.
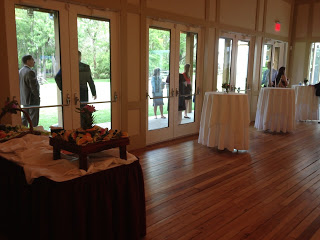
[254,87,295,132]
[198,92,250,151]
[293,85,319,121]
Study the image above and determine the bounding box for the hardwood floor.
[131,122,320,240]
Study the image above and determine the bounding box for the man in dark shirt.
[54,50,97,103]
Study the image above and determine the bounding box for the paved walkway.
[148,112,194,131]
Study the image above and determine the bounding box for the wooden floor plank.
[131,122,320,240]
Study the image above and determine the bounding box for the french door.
[5,0,120,130]
[217,32,252,93]
[261,39,288,88]
[146,20,203,145]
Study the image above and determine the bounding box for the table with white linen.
[198,92,250,151]
[255,87,295,132]
[292,85,319,121]
[0,134,146,240]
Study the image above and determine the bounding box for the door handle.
[113,91,118,102]
[171,88,175,97]
[196,87,200,95]
[66,94,71,105]
[175,88,179,97]
[74,93,79,105]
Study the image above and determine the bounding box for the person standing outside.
[262,61,278,87]
[78,50,97,103]
[182,64,192,118]
[151,68,165,119]
[19,55,40,127]
[275,66,289,88]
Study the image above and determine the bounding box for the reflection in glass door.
[15,6,63,130]
[235,40,249,91]
[309,42,320,85]
[148,27,170,131]
[179,32,198,125]
[261,44,273,87]
[77,16,111,129]
[217,38,232,92]
[260,42,283,88]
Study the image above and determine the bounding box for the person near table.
[182,64,192,118]
[274,66,289,88]
[151,67,165,119]
[262,61,277,87]
[19,55,40,127]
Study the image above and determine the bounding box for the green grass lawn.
[39,79,194,130]
[38,108,58,130]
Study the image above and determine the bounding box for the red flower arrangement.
[76,104,96,130]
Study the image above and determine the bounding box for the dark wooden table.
[49,137,130,171]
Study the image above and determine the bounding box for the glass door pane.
[148,27,170,131]
[261,44,272,87]
[15,5,63,130]
[309,42,320,85]
[217,38,232,92]
[235,40,249,91]
[77,16,111,129]
[261,43,278,87]
[179,32,198,124]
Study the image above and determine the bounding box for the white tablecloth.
[0,134,137,184]
[293,85,319,121]
[198,92,250,151]
[254,87,295,132]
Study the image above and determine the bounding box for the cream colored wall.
[266,0,291,37]
[127,14,141,103]
[0,0,12,125]
[290,0,320,87]
[127,13,142,149]
[202,28,216,93]
[220,0,257,30]
[312,3,320,37]
[291,42,307,84]
[209,0,217,22]
[258,0,265,32]
[146,0,206,20]
[295,4,309,38]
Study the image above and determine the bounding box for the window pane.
[235,40,249,91]
[309,42,320,85]
[217,38,232,92]
[180,32,197,125]
[15,6,63,130]
[148,28,170,131]
[77,16,111,129]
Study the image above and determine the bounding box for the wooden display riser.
[49,137,130,171]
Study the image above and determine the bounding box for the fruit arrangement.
[0,124,32,142]
[51,125,129,146]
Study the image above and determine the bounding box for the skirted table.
[255,87,295,132]
[0,156,146,240]
[292,85,319,121]
[198,92,250,151]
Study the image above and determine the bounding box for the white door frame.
[68,5,121,130]
[174,24,203,138]
[146,19,203,145]
[4,0,121,130]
